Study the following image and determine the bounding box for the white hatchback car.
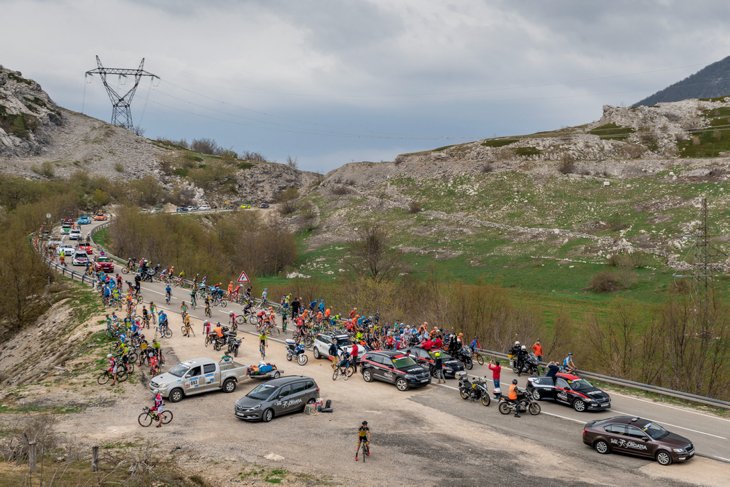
[56,245,75,256]
[72,251,89,266]
[68,229,82,240]
[199,205,211,211]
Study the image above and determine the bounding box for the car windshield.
[642,422,669,440]
[168,363,190,378]
[567,378,594,391]
[429,351,452,360]
[335,338,353,347]
[247,384,278,400]
[392,355,417,369]
[97,257,111,262]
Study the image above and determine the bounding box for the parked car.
[403,347,465,378]
[199,205,211,211]
[68,229,82,240]
[234,376,320,422]
[149,357,249,403]
[311,333,354,360]
[186,206,197,212]
[526,373,611,412]
[583,416,694,465]
[259,202,270,209]
[239,204,251,209]
[93,256,114,273]
[176,207,188,213]
[72,251,88,266]
[360,350,431,391]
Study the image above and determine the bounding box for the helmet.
[515,341,520,346]
[229,312,234,315]
[362,421,368,425]
[521,345,526,351]
[493,388,501,394]
[264,288,268,291]
[153,389,159,394]
[107,354,112,358]
[568,352,573,356]
[434,352,441,357]
[512,379,518,385]
[259,361,266,366]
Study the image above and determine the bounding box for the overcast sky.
[3,0,730,172]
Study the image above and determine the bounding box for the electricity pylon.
[85,56,158,128]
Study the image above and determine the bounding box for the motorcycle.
[458,373,490,406]
[511,353,540,377]
[285,339,308,366]
[226,332,242,357]
[497,389,541,416]
[454,346,474,370]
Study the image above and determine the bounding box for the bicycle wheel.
[121,267,129,274]
[220,300,227,308]
[476,354,484,366]
[138,412,153,427]
[97,372,110,385]
[161,411,173,424]
[117,369,128,382]
[127,354,138,366]
[269,326,280,338]
[332,368,340,381]
[189,326,195,337]
[346,366,354,377]
[236,316,244,325]
[180,326,187,336]
[163,328,172,339]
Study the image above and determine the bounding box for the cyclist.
[205,300,211,318]
[227,281,234,298]
[337,349,351,381]
[189,288,197,308]
[355,421,370,461]
[107,354,118,386]
[469,335,480,353]
[180,301,188,316]
[562,352,576,374]
[183,313,191,337]
[259,331,267,360]
[151,389,164,428]
[142,306,150,328]
[149,302,157,324]
[229,311,237,328]
[261,288,268,307]
[203,320,212,337]
[165,283,172,303]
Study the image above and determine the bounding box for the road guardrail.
[476,348,730,410]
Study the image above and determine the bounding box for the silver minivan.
[234,376,319,422]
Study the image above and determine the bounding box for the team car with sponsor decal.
[403,347,465,378]
[583,416,695,465]
[526,372,611,412]
[311,333,354,360]
[360,350,432,391]
[234,376,320,422]
[149,357,249,403]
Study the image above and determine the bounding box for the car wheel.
[395,378,408,391]
[656,450,673,466]
[273,371,280,379]
[223,379,236,393]
[169,388,184,403]
[262,408,274,423]
[594,440,610,454]
[363,370,373,382]
[531,389,541,401]
[313,348,321,359]
[286,353,292,362]
[307,398,316,404]
[573,399,586,412]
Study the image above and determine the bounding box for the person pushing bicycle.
[355,421,370,461]
[151,389,164,428]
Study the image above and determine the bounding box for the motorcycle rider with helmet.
[516,345,529,377]
[508,379,521,418]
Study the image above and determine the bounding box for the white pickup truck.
[149,357,249,403]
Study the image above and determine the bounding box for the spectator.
[488,359,502,390]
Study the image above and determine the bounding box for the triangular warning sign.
[237,270,250,283]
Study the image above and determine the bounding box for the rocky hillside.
[0,65,319,203]
[0,65,63,158]
[636,56,730,107]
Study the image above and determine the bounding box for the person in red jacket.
[422,337,433,351]
[488,359,501,390]
[434,335,443,350]
[350,342,359,373]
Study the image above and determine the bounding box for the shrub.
[515,147,541,157]
[408,201,423,213]
[558,153,575,174]
[31,161,55,178]
[191,138,219,155]
[692,136,701,146]
[240,151,268,162]
[481,138,518,148]
[331,185,351,196]
[114,162,124,172]
[590,270,621,292]
[286,155,298,169]
[479,162,493,174]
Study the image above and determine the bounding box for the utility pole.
[85,56,158,129]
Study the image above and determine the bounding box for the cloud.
[2,0,727,170]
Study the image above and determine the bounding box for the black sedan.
[583,416,694,465]
[403,347,465,378]
[360,350,431,391]
[526,373,611,412]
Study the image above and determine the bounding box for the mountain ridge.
[635,56,730,106]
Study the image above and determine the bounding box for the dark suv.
[403,347,465,379]
[234,376,319,422]
[583,416,694,465]
[360,350,431,391]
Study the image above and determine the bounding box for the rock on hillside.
[0,65,63,158]
[236,163,320,203]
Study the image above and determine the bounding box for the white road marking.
[608,391,730,423]
[712,455,730,463]
[609,408,727,440]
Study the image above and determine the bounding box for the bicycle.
[165,292,171,305]
[97,367,128,385]
[358,439,370,463]
[332,360,354,381]
[158,323,173,339]
[205,305,211,318]
[190,296,197,310]
[138,406,173,427]
[181,321,195,337]
[471,350,484,366]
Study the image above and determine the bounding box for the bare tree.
[191,138,220,155]
[286,155,299,169]
[345,224,405,282]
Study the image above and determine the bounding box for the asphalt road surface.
[69,219,730,469]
